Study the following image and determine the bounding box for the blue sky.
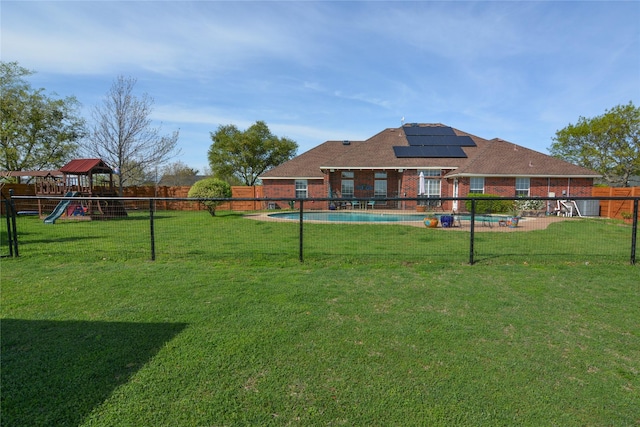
[3,1,639,174]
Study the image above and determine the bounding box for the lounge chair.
[480,210,493,228]
[556,200,580,217]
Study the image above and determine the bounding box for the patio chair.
[334,193,348,210]
[557,200,578,217]
[451,210,462,227]
[367,200,376,210]
[351,200,361,209]
[480,209,493,228]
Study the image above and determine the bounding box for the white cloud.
[2,0,638,169]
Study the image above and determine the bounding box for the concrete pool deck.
[245,210,573,232]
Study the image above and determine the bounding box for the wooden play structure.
[35,158,127,222]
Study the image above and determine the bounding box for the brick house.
[260,123,600,211]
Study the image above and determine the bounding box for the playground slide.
[44,191,79,224]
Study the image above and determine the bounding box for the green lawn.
[1,212,639,426]
[4,210,636,265]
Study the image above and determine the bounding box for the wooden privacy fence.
[4,183,636,216]
[0,184,35,214]
[592,187,640,219]
[1,184,265,213]
[123,186,264,211]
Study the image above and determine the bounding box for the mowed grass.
[5,210,635,265]
[1,211,639,426]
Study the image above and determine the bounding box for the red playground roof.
[60,159,114,174]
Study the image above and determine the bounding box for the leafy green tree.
[187,177,232,216]
[208,121,297,186]
[0,61,85,178]
[550,102,640,186]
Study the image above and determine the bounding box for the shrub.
[514,197,545,213]
[464,193,512,214]
[188,178,232,216]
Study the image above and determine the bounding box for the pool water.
[270,212,425,222]
[268,212,516,223]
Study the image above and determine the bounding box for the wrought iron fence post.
[3,195,14,257]
[631,198,638,265]
[299,199,304,263]
[469,198,475,265]
[149,198,156,261]
[7,189,18,257]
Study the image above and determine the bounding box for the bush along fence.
[4,195,639,266]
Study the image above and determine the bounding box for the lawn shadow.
[1,319,187,426]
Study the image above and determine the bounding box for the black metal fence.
[1,191,19,258]
[3,195,639,265]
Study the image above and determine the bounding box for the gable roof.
[60,158,114,174]
[319,124,490,170]
[260,140,365,179]
[261,124,600,179]
[446,138,599,178]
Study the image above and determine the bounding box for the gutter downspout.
[547,178,551,214]
[453,178,459,212]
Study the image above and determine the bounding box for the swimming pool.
[269,212,425,222]
[267,211,516,223]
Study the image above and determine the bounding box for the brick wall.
[456,177,595,198]
[262,178,328,209]
[266,174,596,212]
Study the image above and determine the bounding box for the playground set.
[34,159,127,223]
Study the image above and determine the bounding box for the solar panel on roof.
[393,145,467,158]
[395,125,475,158]
[435,146,467,157]
[403,126,456,136]
[406,135,476,147]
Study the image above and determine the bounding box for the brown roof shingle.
[260,124,600,179]
[260,141,364,179]
[447,138,599,177]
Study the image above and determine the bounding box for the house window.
[469,177,484,194]
[420,170,441,197]
[418,169,441,207]
[374,172,387,197]
[515,177,530,197]
[374,180,387,197]
[425,179,441,197]
[295,180,308,198]
[341,178,354,198]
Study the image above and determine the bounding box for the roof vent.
[342,140,350,145]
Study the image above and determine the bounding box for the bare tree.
[85,75,180,195]
[159,161,199,186]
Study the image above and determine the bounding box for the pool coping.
[244,210,572,231]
